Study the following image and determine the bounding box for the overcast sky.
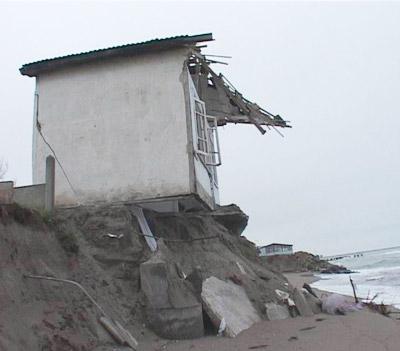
[1,1,399,255]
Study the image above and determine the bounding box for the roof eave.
[20,33,213,77]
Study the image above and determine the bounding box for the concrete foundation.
[210,204,249,236]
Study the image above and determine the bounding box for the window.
[206,116,222,167]
[194,99,209,156]
[193,98,221,166]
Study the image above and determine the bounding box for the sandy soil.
[3,204,398,350]
[139,272,400,351]
[0,204,289,350]
[139,311,400,351]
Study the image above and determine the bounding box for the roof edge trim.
[20,33,213,77]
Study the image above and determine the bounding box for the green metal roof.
[20,33,213,77]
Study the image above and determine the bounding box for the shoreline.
[284,271,321,289]
[284,271,361,307]
[284,271,354,296]
[285,271,400,315]
[285,271,362,301]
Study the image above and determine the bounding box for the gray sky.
[1,1,399,255]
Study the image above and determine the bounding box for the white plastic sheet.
[131,205,157,252]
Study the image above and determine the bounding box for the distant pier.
[322,245,400,262]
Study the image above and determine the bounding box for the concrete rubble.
[292,288,314,317]
[209,204,249,236]
[302,289,322,314]
[201,276,261,337]
[140,249,203,339]
[265,303,291,321]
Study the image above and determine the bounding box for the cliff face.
[0,203,290,350]
[262,251,346,273]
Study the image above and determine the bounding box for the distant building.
[258,243,293,257]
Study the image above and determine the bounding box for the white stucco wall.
[33,49,192,205]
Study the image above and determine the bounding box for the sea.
[311,246,400,308]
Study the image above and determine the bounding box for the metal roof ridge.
[20,33,213,77]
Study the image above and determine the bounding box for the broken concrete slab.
[201,276,261,337]
[292,288,314,317]
[265,302,291,321]
[187,266,207,296]
[140,256,170,309]
[140,256,203,339]
[211,204,249,236]
[302,289,322,314]
[146,305,203,340]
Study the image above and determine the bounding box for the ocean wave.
[313,247,400,307]
[383,249,400,256]
[365,275,385,282]
[343,258,400,270]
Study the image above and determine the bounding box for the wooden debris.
[349,276,359,303]
[299,326,316,331]
[99,316,125,345]
[303,283,318,298]
[248,344,269,349]
[24,274,138,349]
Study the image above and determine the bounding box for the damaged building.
[20,33,289,211]
[0,34,324,351]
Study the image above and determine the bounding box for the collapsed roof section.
[188,52,290,134]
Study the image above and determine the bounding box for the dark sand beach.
[139,272,400,351]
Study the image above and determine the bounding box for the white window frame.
[194,99,209,157]
[205,115,222,167]
[193,98,221,167]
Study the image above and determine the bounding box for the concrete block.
[140,257,170,309]
[265,303,291,321]
[0,181,14,204]
[146,305,204,339]
[140,257,203,339]
[167,278,200,309]
[292,288,314,317]
[302,289,322,314]
[187,266,207,295]
[201,276,261,337]
[211,204,248,236]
